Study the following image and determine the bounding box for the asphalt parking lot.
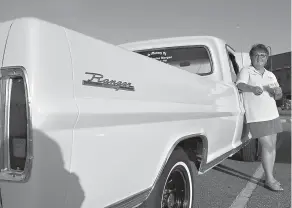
[192,116,291,208]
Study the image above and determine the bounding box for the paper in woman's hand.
[263,83,282,100]
[274,87,283,100]
[263,85,274,96]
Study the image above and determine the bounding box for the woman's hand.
[274,87,282,94]
[251,86,263,95]
[263,85,283,99]
[274,87,283,100]
[263,85,275,96]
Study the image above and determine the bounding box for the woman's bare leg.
[259,134,277,183]
[271,134,278,172]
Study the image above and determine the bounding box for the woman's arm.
[235,67,263,95]
[237,83,254,93]
[237,83,263,95]
[264,73,283,100]
[264,85,283,100]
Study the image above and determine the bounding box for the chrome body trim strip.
[104,188,151,208]
[198,139,250,174]
[2,78,11,171]
[0,66,33,183]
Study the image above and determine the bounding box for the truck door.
[226,47,249,148]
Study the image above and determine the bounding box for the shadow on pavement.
[213,164,265,186]
[275,131,291,164]
[214,130,291,188]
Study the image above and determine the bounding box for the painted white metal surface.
[120,37,246,151]
[0,20,13,67]
[0,18,244,208]
[66,26,242,207]
[0,18,79,208]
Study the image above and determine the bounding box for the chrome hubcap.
[161,166,190,208]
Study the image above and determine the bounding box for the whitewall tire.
[141,147,197,208]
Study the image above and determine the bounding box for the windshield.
[136,46,212,75]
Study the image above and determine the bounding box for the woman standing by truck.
[236,44,284,192]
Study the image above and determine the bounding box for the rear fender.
[148,133,208,196]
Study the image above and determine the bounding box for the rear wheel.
[142,147,197,208]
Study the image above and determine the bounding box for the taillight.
[0,66,32,182]
[9,77,27,171]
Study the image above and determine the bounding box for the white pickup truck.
[119,39,260,162]
[0,17,252,208]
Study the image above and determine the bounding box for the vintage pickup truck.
[119,39,261,162]
[119,38,261,160]
[0,17,252,208]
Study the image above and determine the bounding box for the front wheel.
[141,147,197,208]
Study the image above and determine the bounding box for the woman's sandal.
[264,180,281,186]
[264,180,284,192]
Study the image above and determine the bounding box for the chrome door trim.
[104,188,151,208]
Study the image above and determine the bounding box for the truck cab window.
[136,46,212,76]
[227,52,239,83]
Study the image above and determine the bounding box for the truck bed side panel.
[65,28,240,207]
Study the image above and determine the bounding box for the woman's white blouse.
[236,66,280,123]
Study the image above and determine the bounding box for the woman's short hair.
[249,44,270,57]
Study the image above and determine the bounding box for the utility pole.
[236,24,243,66]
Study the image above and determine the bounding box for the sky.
[0,0,290,55]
